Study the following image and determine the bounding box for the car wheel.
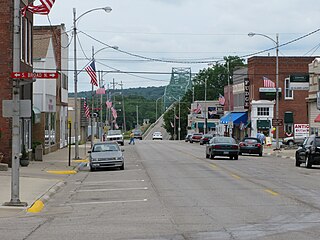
[234,155,238,160]
[210,151,215,159]
[288,141,294,147]
[295,153,300,167]
[239,152,242,155]
[200,143,203,145]
[190,140,193,143]
[306,155,312,168]
[120,163,124,170]
[206,153,209,158]
[121,142,124,146]
[229,156,233,160]
[90,164,95,172]
[259,152,262,157]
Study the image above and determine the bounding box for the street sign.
[11,72,58,79]
[2,100,31,118]
[272,119,283,126]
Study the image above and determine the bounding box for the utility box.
[35,144,43,161]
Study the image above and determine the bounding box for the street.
[1,141,320,240]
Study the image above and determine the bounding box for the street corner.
[27,181,66,214]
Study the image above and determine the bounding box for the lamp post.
[73,6,112,159]
[248,32,279,150]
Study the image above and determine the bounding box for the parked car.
[152,132,163,140]
[239,137,263,156]
[283,136,306,147]
[200,134,213,145]
[206,136,239,160]
[185,134,193,142]
[189,133,203,143]
[133,129,143,140]
[88,142,124,171]
[295,135,320,168]
[106,130,124,146]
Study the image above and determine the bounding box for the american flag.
[263,76,275,88]
[96,87,106,95]
[218,94,225,105]
[85,61,98,87]
[22,0,55,17]
[193,103,202,114]
[111,107,118,119]
[83,99,90,119]
[106,101,112,109]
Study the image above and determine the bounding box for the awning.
[32,107,41,124]
[314,114,320,122]
[220,112,248,125]
[197,122,216,128]
[257,120,270,129]
[284,112,293,123]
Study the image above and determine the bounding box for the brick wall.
[248,56,315,137]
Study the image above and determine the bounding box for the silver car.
[89,142,124,171]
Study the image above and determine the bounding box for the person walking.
[129,131,135,145]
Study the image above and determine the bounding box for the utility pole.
[4,0,27,207]
[111,78,115,130]
[90,47,94,149]
[99,71,103,141]
[120,81,126,132]
[178,97,181,140]
[174,107,176,140]
[204,77,207,134]
[136,105,139,128]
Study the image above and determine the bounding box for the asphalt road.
[1,141,320,240]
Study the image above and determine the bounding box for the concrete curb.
[27,181,66,213]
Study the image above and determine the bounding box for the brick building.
[247,56,315,138]
[0,0,33,165]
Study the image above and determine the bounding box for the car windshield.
[108,130,122,136]
[315,137,320,146]
[93,144,119,152]
[214,137,235,144]
[203,134,212,138]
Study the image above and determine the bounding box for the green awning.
[257,120,270,129]
[197,122,216,128]
[32,107,41,124]
[284,112,293,123]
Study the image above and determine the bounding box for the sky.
[34,0,320,92]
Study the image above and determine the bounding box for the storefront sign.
[244,78,250,109]
[294,124,309,138]
[289,75,309,90]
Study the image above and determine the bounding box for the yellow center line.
[210,163,219,169]
[264,189,279,196]
[46,170,77,175]
[231,174,241,180]
[73,159,89,163]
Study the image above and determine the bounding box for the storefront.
[220,112,248,140]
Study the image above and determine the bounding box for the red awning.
[314,114,320,122]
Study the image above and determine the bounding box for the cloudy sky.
[34,0,320,92]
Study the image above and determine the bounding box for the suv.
[133,129,143,140]
[189,133,203,143]
[283,136,306,147]
[106,130,124,146]
[295,135,320,168]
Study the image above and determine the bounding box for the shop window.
[285,78,293,99]
[257,107,269,116]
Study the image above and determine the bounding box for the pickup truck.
[106,130,124,146]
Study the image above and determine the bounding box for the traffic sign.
[272,119,283,126]
[11,72,58,79]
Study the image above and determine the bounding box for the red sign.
[11,72,58,79]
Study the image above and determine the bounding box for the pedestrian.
[129,131,135,145]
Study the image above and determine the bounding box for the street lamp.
[248,32,280,150]
[73,6,112,159]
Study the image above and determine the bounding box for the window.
[285,78,293,99]
[257,107,269,116]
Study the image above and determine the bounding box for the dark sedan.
[200,134,214,145]
[295,135,320,168]
[239,137,263,156]
[88,142,124,171]
[206,136,239,160]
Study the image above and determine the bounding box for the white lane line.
[64,199,148,206]
[77,187,148,192]
[76,180,145,185]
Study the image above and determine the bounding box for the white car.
[152,132,163,140]
[106,130,124,146]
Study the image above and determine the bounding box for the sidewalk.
[0,144,89,217]
[263,145,296,159]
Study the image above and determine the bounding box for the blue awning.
[220,112,248,125]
